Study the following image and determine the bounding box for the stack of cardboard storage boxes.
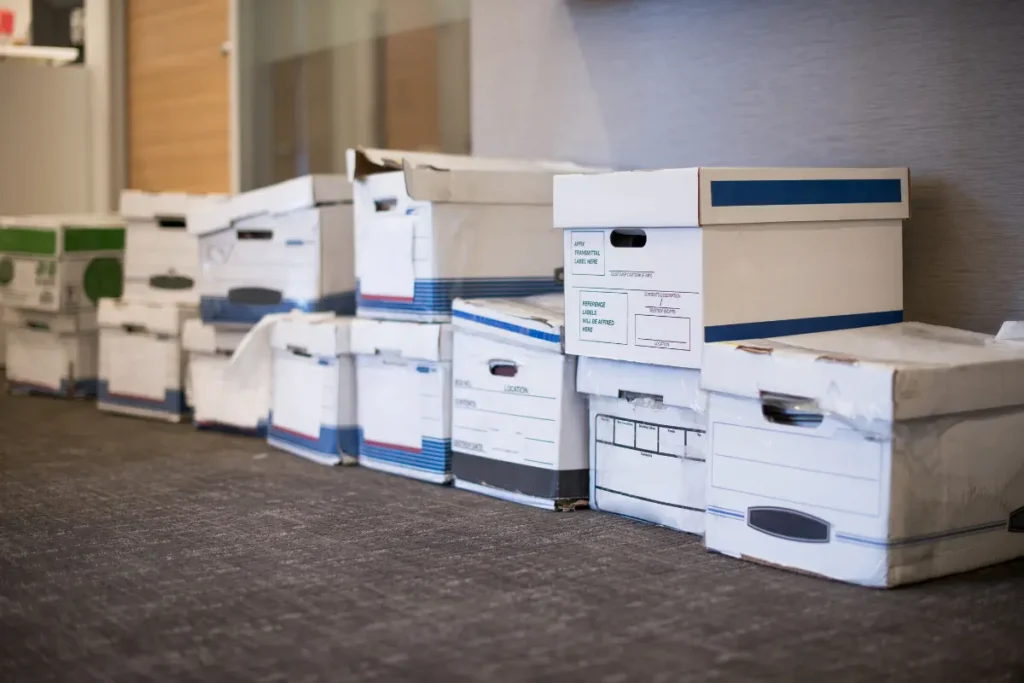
[553,167,910,535]
[348,148,581,484]
[187,175,356,452]
[97,192,217,422]
[0,215,125,398]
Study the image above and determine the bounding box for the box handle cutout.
[619,389,663,404]
[374,197,398,213]
[287,345,312,358]
[1009,506,1024,533]
[747,506,831,543]
[237,229,273,241]
[488,360,518,378]
[122,323,146,335]
[609,229,647,248]
[760,391,823,428]
[156,215,187,229]
[27,321,50,331]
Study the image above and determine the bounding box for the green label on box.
[64,227,125,253]
[0,228,58,255]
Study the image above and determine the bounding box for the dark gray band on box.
[452,451,589,501]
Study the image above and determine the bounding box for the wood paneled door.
[126,0,230,194]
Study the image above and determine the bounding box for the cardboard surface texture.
[348,148,580,322]
[577,356,707,534]
[554,167,909,369]
[97,298,196,422]
[0,215,125,313]
[187,176,356,325]
[702,322,1024,587]
[183,319,269,435]
[451,294,588,510]
[3,307,99,398]
[352,317,453,483]
[268,315,358,466]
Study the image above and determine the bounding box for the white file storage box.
[554,167,909,369]
[120,190,223,306]
[183,320,269,436]
[268,316,358,466]
[577,356,707,534]
[703,323,1024,588]
[97,299,196,422]
[187,175,355,325]
[0,215,125,312]
[451,294,588,510]
[352,317,453,483]
[347,148,583,322]
[4,308,98,398]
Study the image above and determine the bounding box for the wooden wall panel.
[127,0,229,193]
[383,0,441,151]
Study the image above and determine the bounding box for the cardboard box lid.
[270,315,354,357]
[3,307,97,334]
[554,167,910,229]
[120,190,226,222]
[452,293,564,352]
[350,317,452,362]
[347,147,593,206]
[701,322,1024,423]
[576,355,705,412]
[187,175,350,236]
[97,298,195,336]
[182,318,247,354]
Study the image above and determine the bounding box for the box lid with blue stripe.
[553,167,910,229]
[452,294,565,353]
[350,317,452,362]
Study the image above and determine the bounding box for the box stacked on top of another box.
[0,214,125,398]
[95,192,221,423]
[553,167,911,535]
[347,148,590,485]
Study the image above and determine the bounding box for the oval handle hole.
[618,389,663,403]
[609,229,647,248]
[156,215,187,229]
[760,391,823,428]
[286,344,312,358]
[374,197,398,213]
[237,229,273,240]
[488,360,518,377]
[122,323,146,335]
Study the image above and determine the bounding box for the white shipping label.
[358,215,416,300]
[272,355,324,439]
[451,333,563,469]
[358,358,423,450]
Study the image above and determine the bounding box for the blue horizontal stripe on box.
[268,414,359,457]
[359,435,452,474]
[357,277,561,315]
[704,310,902,343]
[452,309,560,345]
[835,520,1007,549]
[200,290,356,325]
[710,178,902,207]
[98,380,188,414]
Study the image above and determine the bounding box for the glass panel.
[237,0,470,191]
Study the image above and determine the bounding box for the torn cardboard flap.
[577,355,706,414]
[702,322,1024,424]
[452,294,564,351]
[350,318,452,362]
[348,147,596,206]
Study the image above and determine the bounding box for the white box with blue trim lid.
[577,356,708,534]
[97,298,197,422]
[267,316,358,466]
[347,148,590,322]
[351,317,453,483]
[183,319,270,437]
[703,322,1024,588]
[451,294,588,510]
[554,167,909,369]
[187,175,355,326]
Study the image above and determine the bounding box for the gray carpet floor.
[2,388,1024,683]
